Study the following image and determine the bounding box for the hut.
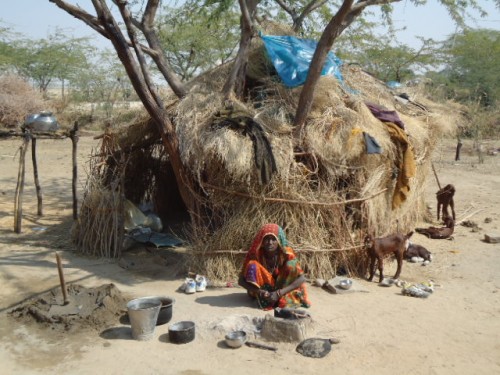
[72,36,461,283]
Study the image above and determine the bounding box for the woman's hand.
[259,289,281,304]
[258,289,270,299]
[268,290,280,304]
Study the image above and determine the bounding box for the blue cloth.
[363,132,382,154]
[261,34,344,88]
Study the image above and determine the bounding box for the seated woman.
[238,223,311,310]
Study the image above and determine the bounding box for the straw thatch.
[73,38,463,283]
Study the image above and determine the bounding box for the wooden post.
[455,140,462,161]
[31,136,43,216]
[55,252,69,305]
[14,133,31,233]
[70,122,79,220]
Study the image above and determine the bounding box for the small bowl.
[338,279,353,290]
[225,330,247,348]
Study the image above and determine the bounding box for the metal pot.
[168,321,195,344]
[157,297,175,325]
[24,111,59,132]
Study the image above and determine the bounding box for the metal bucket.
[127,297,161,341]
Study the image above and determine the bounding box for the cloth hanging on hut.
[365,102,405,130]
[363,132,382,154]
[214,115,277,185]
[384,122,416,209]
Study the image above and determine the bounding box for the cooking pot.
[156,297,175,325]
[24,111,59,132]
[168,321,195,344]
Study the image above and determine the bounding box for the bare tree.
[50,0,195,213]
[48,0,493,221]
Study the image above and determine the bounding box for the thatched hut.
[72,37,461,283]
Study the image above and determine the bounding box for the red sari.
[241,224,311,310]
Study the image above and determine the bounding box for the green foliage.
[342,34,440,82]
[434,29,500,107]
[1,29,93,96]
[69,49,136,113]
[157,3,240,80]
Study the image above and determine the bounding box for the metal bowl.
[169,321,195,344]
[338,279,353,290]
[225,330,247,348]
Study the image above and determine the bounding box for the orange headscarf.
[241,223,294,275]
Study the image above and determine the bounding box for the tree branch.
[134,0,187,98]
[222,0,259,98]
[115,0,163,108]
[293,0,328,32]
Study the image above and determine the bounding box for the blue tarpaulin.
[261,34,344,88]
[127,227,183,248]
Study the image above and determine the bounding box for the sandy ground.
[0,135,499,375]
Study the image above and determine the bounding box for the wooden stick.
[70,122,79,220]
[55,252,69,305]
[431,162,442,190]
[31,136,43,216]
[202,183,387,207]
[197,244,365,255]
[246,341,278,352]
[456,209,484,225]
[14,134,30,233]
[0,129,68,139]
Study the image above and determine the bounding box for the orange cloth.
[241,224,311,310]
[384,122,416,209]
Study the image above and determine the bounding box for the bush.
[0,74,45,128]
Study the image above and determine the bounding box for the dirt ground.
[0,135,499,375]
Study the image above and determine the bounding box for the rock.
[379,278,395,287]
[260,314,312,343]
[313,278,326,287]
[296,338,331,358]
[322,282,337,294]
[484,234,500,244]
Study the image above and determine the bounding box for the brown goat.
[365,231,414,283]
[436,184,456,221]
[405,242,432,261]
[416,217,454,239]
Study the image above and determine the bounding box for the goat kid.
[415,217,454,239]
[405,242,432,262]
[436,184,456,221]
[365,231,414,283]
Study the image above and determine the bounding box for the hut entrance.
[73,121,190,258]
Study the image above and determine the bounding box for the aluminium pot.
[168,321,195,344]
[24,111,59,132]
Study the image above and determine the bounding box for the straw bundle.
[75,40,460,282]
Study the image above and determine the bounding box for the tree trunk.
[223,0,259,99]
[293,0,362,142]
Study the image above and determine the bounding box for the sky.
[1,0,499,50]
